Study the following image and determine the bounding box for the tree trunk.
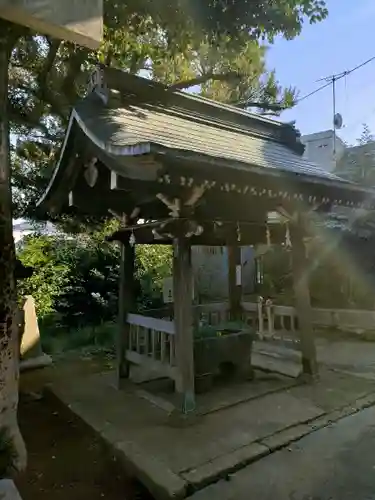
[0,24,27,475]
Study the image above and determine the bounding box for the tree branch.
[61,47,88,104]
[8,105,55,139]
[37,38,61,93]
[168,71,241,90]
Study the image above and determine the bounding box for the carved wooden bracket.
[156,185,207,218]
[152,218,203,240]
[156,194,181,218]
[154,185,206,239]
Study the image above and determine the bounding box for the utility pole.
[332,74,337,160]
[318,70,346,168]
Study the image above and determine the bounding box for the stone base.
[129,364,166,384]
[167,408,201,428]
[297,371,320,384]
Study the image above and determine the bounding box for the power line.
[294,54,375,160]
[344,54,375,78]
[234,55,375,112]
[297,81,332,104]
[296,54,375,106]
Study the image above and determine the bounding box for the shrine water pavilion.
[36,66,375,415]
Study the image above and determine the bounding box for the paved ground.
[48,362,375,499]
[24,339,375,499]
[191,404,375,500]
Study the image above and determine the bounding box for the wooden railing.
[125,299,375,381]
[243,300,375,337]
[242,300,298,345]
[126,313,178,381]
[125,300,301,382]
[194,301,299,346]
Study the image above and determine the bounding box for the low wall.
[243,302,375,332]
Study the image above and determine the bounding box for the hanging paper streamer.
[266,225,271,246]
[237,221,241,242]
[129,231,136,247]
[236,265,242,286]
[285,223,291,248]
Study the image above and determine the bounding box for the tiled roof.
[74,88,346,184]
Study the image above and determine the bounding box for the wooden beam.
[108,220,282,246]
[116,237,136,386]
[173,232,195,413]
[290,215,318,379]
[227,240,242,321]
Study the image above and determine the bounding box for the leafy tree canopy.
[358,123,374,146]
[8,0,328,219]
[335,123,375,186]
[17,230,172,326]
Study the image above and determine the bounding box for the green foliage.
[358,123,374,146]
[17,230,173,334]
[17,233,117,324]
[259,239,375,310]
[177,39,297,113]
[41,322,117,355]
[0,427,16,478]
[335,123,375,185]
[17,234,69,317]
[260,246,293,301]
[136,245,173,310]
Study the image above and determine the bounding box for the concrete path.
[46,365,375,499]
[191,404,375,500]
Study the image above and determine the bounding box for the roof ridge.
[110,92,281,143]
[101,67,303,154]
[174,90,284,128]
[104,68,283,124]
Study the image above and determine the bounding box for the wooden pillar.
[227,241,242,321]
[290,217,318,378]
[116,239,135,386]
[173,233,195,414]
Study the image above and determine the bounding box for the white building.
[301,129,346,173]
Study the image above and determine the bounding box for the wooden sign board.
[163,277,174,304]
[163,277,195,304]
[0,0,102,50]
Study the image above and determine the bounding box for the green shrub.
[0,428,16,479]
[41,321,117,354]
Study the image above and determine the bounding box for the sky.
[268,0,375,145]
